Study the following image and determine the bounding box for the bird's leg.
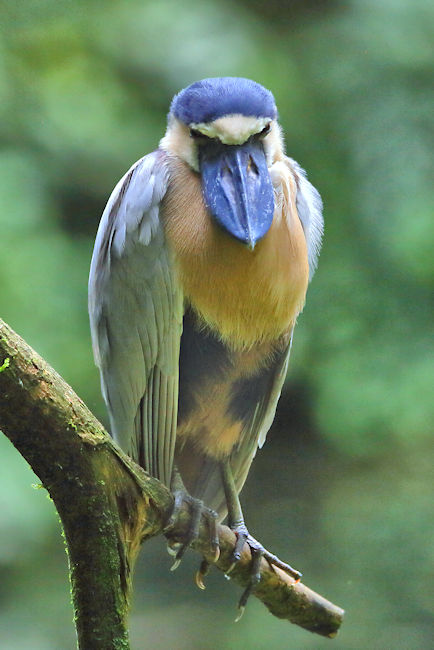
[163,465,220,573]
[221,459,250,569]
[220,459,302,620]
[220,459,260,617]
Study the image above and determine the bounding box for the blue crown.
[170,77,277,125]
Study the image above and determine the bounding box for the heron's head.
[160,77,284,249]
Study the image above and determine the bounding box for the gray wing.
[88,151,183,486]
[229,338,292,493]
[286,156,323,280]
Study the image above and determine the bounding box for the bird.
[88,77,323,612]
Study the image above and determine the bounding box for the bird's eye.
[259,123,271,137]
[189,128,209,140]
[189,129,219,147]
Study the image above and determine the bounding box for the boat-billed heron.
[89,77,323,612]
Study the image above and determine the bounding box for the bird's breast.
[161,155,309,347]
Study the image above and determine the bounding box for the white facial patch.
[160,116,284,172]
[190,114,271,145]
[160,118,200,170]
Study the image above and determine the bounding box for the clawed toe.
[195,559,210,590]
[227,527,302,619]
[219,459,301,618]
[164,482,301,620]
[247,534,302,581]
[164,490,220,575]
[234,544,263,621]
[224,524,262,617]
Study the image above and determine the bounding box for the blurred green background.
[1,1,433,648]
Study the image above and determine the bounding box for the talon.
[165,488,220,574]
[211,543,220,564]
[195,559,210,590]
[225,561,236,575]
[234,605,245,623]
[195,570,206,590]
[166,542,181,558]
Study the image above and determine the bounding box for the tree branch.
[0,318,344,646]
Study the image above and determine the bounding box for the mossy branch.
[0,317,344,647]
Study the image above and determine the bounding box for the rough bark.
[0,317,344,647]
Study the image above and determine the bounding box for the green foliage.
[294,0,434,455]
[1,1,433,648]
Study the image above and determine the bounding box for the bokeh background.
[1,1,433,648]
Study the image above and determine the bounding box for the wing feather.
[89,151,183,486]
[286,156,323,280]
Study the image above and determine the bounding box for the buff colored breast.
[161,156,309,348]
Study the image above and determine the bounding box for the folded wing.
[88,151,183,486]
